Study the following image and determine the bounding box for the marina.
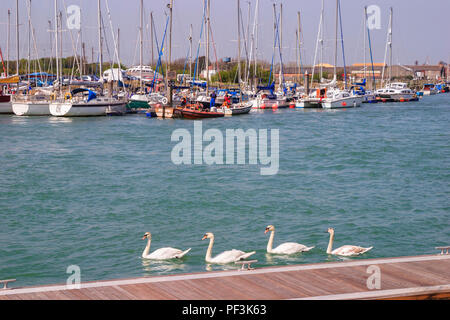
[0,0,449,303]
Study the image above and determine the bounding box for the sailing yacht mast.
[245,0,250,87]
[253,0,259,91]
[205,0,210,95]
[139,0,143,92]
[98,0,103,81]
[54,0,59,93]
[16,0,19,77]
[237,0,241,98]
[59,11,63,87]
[150,12,154,67]
[27,0,31,87]
[333,0,338,83]
[166,0,173,110]
[320,0,324,82]
[7,9,10,77]
[382,7,392,87]
[389,7,393,83]
[363,7,366,80]
[279,3,283,89]
[296,11,301,84]
[189,24,193,78]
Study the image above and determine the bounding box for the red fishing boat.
[178,104,224,119]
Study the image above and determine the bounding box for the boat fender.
[50,93,57,101]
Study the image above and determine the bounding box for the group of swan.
[141,226,372,263]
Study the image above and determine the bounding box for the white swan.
[201,232,255,264]
[141,232,191,260]
[326,228,372,256]
[265,225,314,254]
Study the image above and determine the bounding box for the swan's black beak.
[142,235,147,240]
[201,235,207,240]
[264,228,269,234]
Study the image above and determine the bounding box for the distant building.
[200,66,216,80]
[280,63,445,83]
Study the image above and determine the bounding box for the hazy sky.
[1,0,449,68]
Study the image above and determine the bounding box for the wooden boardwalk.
[1,254,449,300]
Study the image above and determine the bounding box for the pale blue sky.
[1,0,449,67]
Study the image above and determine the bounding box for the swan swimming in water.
[201,232,255,264]
[264,225,314,254]
[141,232,191,260]
[326,228,372,256]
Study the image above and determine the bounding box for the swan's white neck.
[327,233,334,254]
[205,237,214,261]
[267,230,275,252]
[142,237,151,258]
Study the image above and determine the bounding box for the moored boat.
[218,102,252,116]
[12,93,51,116]
[49,89,127,117]
[375,82,417,102]
[322,90,363,109]
[421,83,438,96]
[179,104,224,119]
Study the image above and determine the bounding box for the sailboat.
[11,0,52,116]
[295,0,326,109]
[127,1,153,112]
[250,3,290,109]
[321,0,363,109]
[49,0,127,117]
[375,8,416,102]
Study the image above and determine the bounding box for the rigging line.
[275,13,285,89]
[311,3,323,88]
[193,0,207,83]
[208,22,222,83]
[239,6,249,85]
[366,8,376,90]
[26,0,44,83]
[100,13,115,80]
[268,13,281,87]
[62,0,82,79]
[338,0,347,89]
[105,0,122,83]
[181,45,190,81]
[152,14,161,63]
[150,15,169,94]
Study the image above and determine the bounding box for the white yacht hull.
[12,101,51,116]
[322,96,363,109]
[377,93,416,101]
[295,98,322,108]
[49,100,127,117]
[0,101,13,114]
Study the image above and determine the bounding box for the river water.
[0,94,449,287]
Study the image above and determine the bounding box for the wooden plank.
[0,255,448,300]
[111,285,139,300]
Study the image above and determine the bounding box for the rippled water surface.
[0,95,449,287]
